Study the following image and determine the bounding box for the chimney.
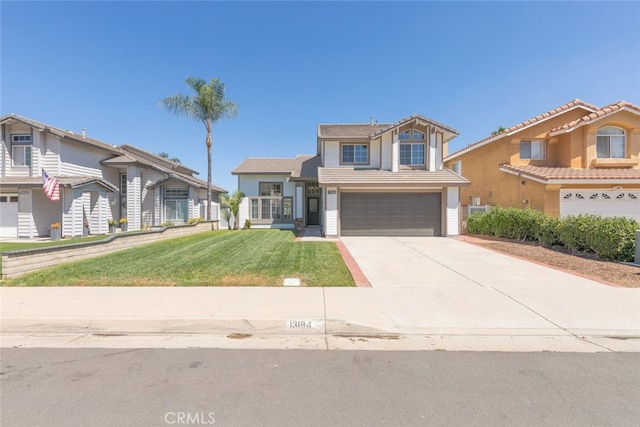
[370,116,374,125]
[81,128,86,137]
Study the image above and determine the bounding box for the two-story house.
[443,100,640,221]
[232,114,470,237]
[0,114,226,238]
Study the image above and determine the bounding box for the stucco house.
[232,114,470,237]
[0,114,226,238]
[443,100,640,221]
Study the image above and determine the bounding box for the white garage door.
[560,189,640,222]
[0,195,19,237]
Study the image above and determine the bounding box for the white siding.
[429,132,436,171]
[127,166,142,230]
[391,133,399,172]
[59,142,105,176]
[446,187,460,236]
[325,188,338,236]
[296,186,303,219]
[381,133,392,170]
[40,133,60,174]
[32,189,61,237]
[369,138,381,169]
[62,188,84,238]
[238,174,296,197]
[436,132,444,170]
[323,141,340,168]
[17,190,35,238]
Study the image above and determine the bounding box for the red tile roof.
[500,164,640,182]
[550,101,640,135]
[446,99,598,160]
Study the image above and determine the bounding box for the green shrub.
[187,217,203,224]
[467,208,637,262]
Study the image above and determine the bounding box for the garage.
[560,189,640,222]
[0,194,19,237]
[340,192,441,236]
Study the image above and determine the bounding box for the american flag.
[42,169,60,201]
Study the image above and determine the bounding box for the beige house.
[233,114,470,237]
[443,100,640,221]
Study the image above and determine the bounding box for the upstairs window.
[11,134,32,167]
[399,129,426,140]
[341,144,368,164]
[451,161,462,175]
[597,127,625,158]
[519,140,545,160]
[400,143,425,166]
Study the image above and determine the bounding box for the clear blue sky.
[2,1,639,192]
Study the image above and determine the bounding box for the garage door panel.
[560,190,640,222]
[341,193,441,236]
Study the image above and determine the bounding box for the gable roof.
[231,155,319,180]
[549,101,640,136]
[317,114,459,141]
[445,99,598,161]
[500,164,640,184]
[0,113,122,155]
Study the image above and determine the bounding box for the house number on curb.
[287,320,322,329]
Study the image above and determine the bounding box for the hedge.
[466,207,638,262]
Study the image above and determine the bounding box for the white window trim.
[399,142,426,166]
[596,126,626,159]
[11,144,32,167]
[519,140,545,160]
[341,144,369,165]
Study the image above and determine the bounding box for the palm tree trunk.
[206,132,212,221]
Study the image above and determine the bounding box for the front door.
[306,197,319,226]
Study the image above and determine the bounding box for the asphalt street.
[2,349,639,427]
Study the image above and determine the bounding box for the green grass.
[3,230,354,287]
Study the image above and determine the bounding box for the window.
[250,197,293,220]
[400,143,425,166]
[519,140,545,160]
[341,144,368,164]
[259,182,282,196]
[165,188,189,198]
[451,161,462,175]
[166,199,188,221]
[120,174,128,195]
[11,135,32,167]
[399,130,411,140]
[399,129,426,140]
[412,130,425,140]
[597,127,625,158]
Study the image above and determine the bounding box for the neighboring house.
[443,99,640,221]
[0,114,226,238]
[232,114,470,237]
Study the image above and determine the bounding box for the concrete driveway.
[340,236,607,289]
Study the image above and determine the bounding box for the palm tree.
[158,152,182,164]
[162,76,238,220]
[220,190,246,230]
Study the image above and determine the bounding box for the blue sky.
[2,1,639,192]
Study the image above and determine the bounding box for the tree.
[162,76,238,220]
[158,152,182,164]
[491,126,506,136]
[220,190,246,230]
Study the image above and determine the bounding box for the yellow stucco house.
[443,99,640,222]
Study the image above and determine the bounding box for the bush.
[187,217,203,224]
[243,219,252,229]
[467,209,638,262]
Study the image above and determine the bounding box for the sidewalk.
[2,286,639,352]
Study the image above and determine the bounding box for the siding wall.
[446,187,460,236]
[324,188,338,236]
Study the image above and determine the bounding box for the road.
[1,349,639,426]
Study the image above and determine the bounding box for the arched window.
[597,127,625,158]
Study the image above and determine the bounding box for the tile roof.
[500,164,640,182]
[317,114,459,140]
[317,124,390,139]
[550,101,640,135]
[318,168,470,186]
[231,155,318,176]
[446,99,598,160]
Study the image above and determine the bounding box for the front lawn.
[3,230,354,287]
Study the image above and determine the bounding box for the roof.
[146,173,226,193]
[446,99,598,161]
[317,114,459,140]
[500,164,640,184]
[549,101,640,135]
[318,168,470,187]
[231,155,319,179]
[0,114,122,155]
[119,145,198,176]
[317,124,390,139]
[0,175,118,192]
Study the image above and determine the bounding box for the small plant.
[108,219,119,226]
[243,219,252,229]
[187,217,203,224]
[50,222,61,229]
[160,221,175,227]
[119,217,128,224]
